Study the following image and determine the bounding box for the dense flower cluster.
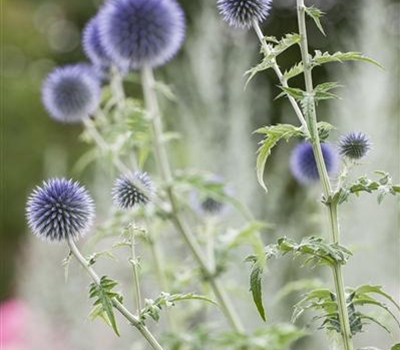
[42,65,101,123]
[26,178,95,242]
[290,142,338,184]
[338,132,371,160]
[112,172,154,209]
[217,0,273,28]
[97,0,185,69]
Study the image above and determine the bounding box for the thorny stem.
[252,21,308,131]
[296,2,353,349]
[141,65,245,333]
[130,232,142,314]
[67,237,164,350]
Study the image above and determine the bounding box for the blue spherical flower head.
[290,142,338,185]
[83,16,113,70]
[42,64,101,123]
[217,0,272,28]
[338,131,371,160]
[98,0,185,69]
[112,172,155,209]
[26,178,95,242]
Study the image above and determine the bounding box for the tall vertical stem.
[141,65,245,333]
[296,2,353,349]
[130,232,142,314]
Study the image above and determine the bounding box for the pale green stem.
[145,218,178,332]
[252,21,308,130]
[141,65,245,333]
[296,2,353,349]
[130,232,142,314]
[205,218,216,273]
[67,237,164,350]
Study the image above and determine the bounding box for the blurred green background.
[1,0,399,348]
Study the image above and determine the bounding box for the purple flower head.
[98,0,185,69]
[42,64,101,123]
[112,171,154,209]
[191,175,230,217]
[217,0,273,29]
[338,131,371,160]
[290,142,339,185]
[83,16,113,70]
[26,178,95,242]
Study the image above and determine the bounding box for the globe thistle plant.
[26,178,95,242]
[42,64,101,123]
[112,172,154,209]
[290,141,338,184]
[98,0,185,70]
[338,131,371,160]
[83,16,113,71]
[217,0,273,29]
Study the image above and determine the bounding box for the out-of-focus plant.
[24,0,399,350]
[25,0,305,349]
[216,0,399,349]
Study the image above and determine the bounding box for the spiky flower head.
[338,132,371,160]
[217,0,273,28]
[83,15,113,70]
[290,142,338,184]
[42,64,101,123]
[112,172,154,209]
[98,0,185,70]
[26,178,95,242]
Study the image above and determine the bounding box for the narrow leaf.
[305,6,326,36]
[250,263,266,321]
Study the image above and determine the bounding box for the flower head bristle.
[26,178,95,242]
[290,142,339,185]
[98,0,185,69]
[112,172,154,209]
[338,132,371,160]
[217,0,273,29]
[83,16,113,70]
[42,64,101,123]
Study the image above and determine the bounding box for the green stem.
[141,65,245,333]
[130,232,142,314]
[145,217,178,332]
[252,21,308,130]
[296,2,353,349]
[67,237,164,350]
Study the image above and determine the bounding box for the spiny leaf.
[284,62,304,81]
[313,82,342,102]
[245,58,274,88]
[312,50,384,69]
[276,86,305,101]
[305,6,326,36]
[265,33,301,57]
[254,124,302,192]
[140,292,217,323]
[89,276,122,336]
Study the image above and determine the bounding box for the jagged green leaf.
[312,50,383,69]
[254,124,302,192]
[284,62,304,81]
[305,6,326,36]
[265,33,301,56]
[276,86,306,101]
[140,292,217,323]
[313,82,342,102]
[89,276,123,336]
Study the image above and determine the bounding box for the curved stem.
[141,65,245,333]
[295,2,353,349]
[66,237,164,350]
